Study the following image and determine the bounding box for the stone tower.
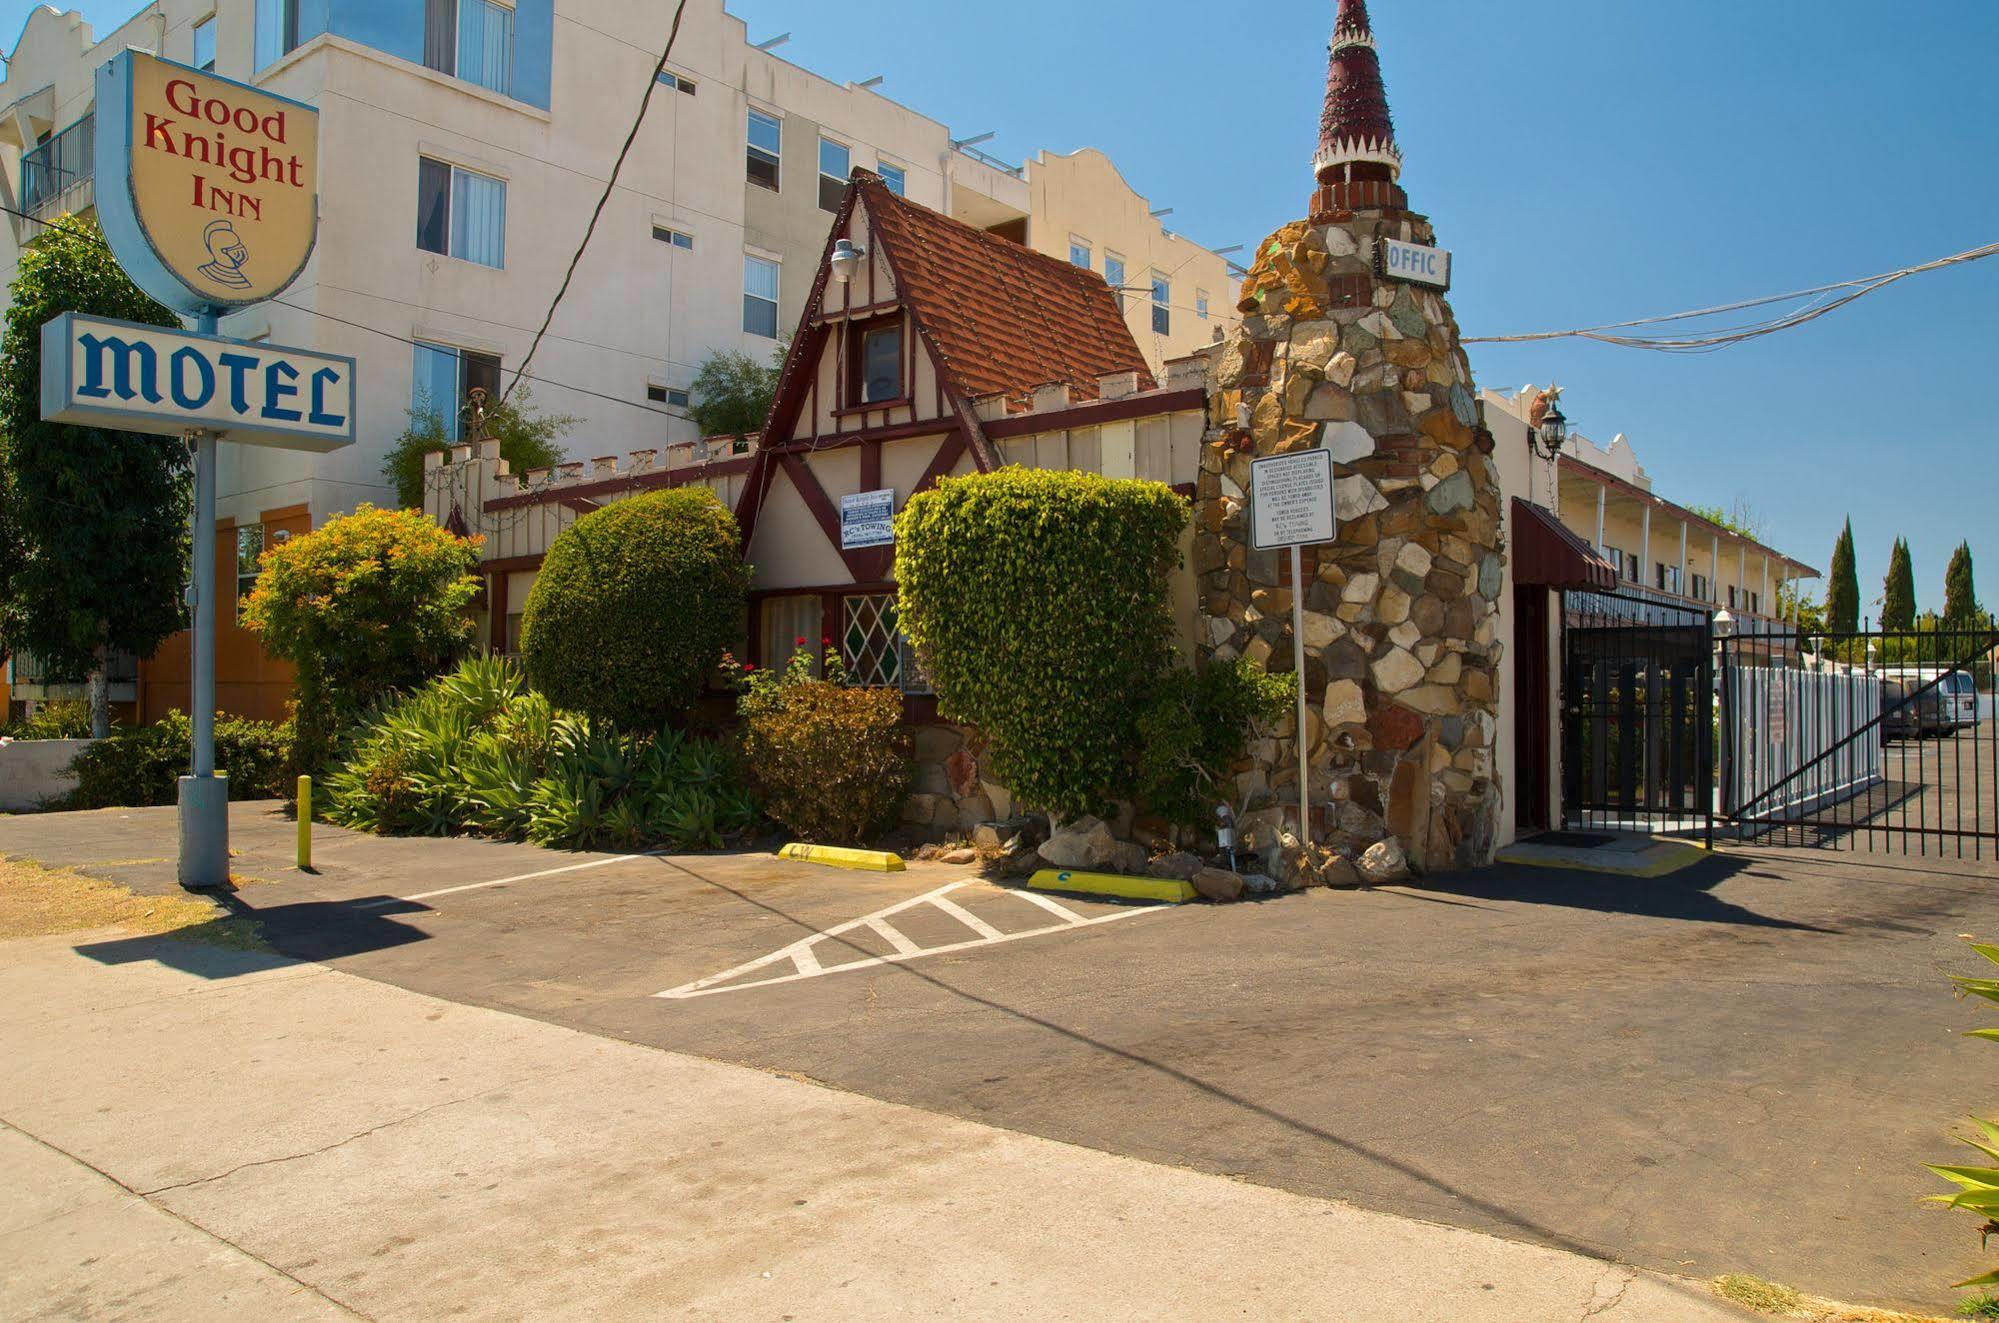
[1195,0,1505,873]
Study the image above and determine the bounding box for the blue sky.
[16,0,1997,614]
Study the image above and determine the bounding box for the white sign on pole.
[841,488,897,549]
[1380,238,1452,291]
[1250,449,1337,550]
[41,313,356,453]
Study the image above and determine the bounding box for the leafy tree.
[1882,537,1917,631]
[1687,499,1765,542]
[897,469,1188,820]
[241,504,483,769]
[520,488,749,731]
[689,343,784,445]
[1945,542,1980,627]
[1777,581,1826,636]
[1826,518,1860,635]
[381,385,574,509]
[0,215,189,737]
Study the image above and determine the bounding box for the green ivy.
[895,468,1188,819]
[1135,657,1296,829]
[521,488,749,731]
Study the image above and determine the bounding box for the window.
[1105,253,1126,307]
[417,157,507,268]
[412,341,501,438]
[763,597,821,680]
[424,0,514,97]
[1069,238,1092,270]
[19,114,92,216]
[1151,274,1171,337]
[667,387,691,409]
[236,526,264,620]
[656,70,696,95]
[843,594,931,693]
[743,255,780,338]
[255,0,300,70]
[1656,563,1680,595]
[193,16,217,72]
[647,385,691,408]
[1691,572,1710,602]
[1728,585,1738,610]
[818,137,850,212]
[747,109,781,191]
[878,162,906,196]
[1749,592,1762,616]
[652,224,694,250]
[851,321,903,405]
[1624,551,1640,583]
[1196,289,1210,321]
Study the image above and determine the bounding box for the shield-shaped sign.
[94,50,320,316]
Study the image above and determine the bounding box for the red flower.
[743,663,757,673]
[795,636,807,646]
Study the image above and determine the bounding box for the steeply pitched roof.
[1315,0,1402,182]
[857,173,1154,406]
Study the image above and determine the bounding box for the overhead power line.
[504,0,691,407]
[1464,240,1999,353]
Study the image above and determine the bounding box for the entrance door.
[1512,584,1551,834]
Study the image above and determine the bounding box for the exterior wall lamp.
[829,238,865,285]
[1531,385,1569,459]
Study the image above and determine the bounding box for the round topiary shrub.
[895,468,1189,819]
[520,488,749,730]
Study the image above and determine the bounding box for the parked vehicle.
[1877,667,1979,736]
[1880,679,1939,741]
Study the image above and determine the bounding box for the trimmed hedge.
[895,468,1188,818]
[1135,657,1295,829]
[521,488,749,731]
[63,712,293,809]
[736,647,911,845]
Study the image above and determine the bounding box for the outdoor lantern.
[1537,395,1569,456]
[829,238,865,285]
[1713,609,1737,640]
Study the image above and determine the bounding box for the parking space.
[6,802,1997,1313]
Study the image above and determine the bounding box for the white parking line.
[358,851,660,908]
[656,881,1167,1000]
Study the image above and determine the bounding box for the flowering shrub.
[325,655,759,851]
[731,640,912,845]
[521,488,748,731]
[241,504,482,769]
[896,469,1188,818]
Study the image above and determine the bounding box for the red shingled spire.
[1314,0,1402,185]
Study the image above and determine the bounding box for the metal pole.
[1291,544,1311,850]
[178,310,229,891]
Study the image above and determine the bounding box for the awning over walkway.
[1510,498,1618,591]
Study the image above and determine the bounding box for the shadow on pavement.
[1408,854,1835,932]
[75,893,434,978]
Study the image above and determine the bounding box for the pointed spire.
[1314,0,1402,184]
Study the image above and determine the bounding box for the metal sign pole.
[179,311,229,891]
[1291,543,1312,850]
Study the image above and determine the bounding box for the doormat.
[1527,832,1617,849]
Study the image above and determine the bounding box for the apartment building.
[0,0,1237,719]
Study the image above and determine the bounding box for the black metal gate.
[1718,617,1999,858]
[1561,590,1715,838]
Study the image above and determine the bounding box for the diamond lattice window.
[843,595,903,689]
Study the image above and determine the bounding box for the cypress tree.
[1944,542,1979,627]
[1881,538,1917,631]
[1826,518,1860,634]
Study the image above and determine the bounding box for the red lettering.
[144,114,179,152]
[165,78,199,116]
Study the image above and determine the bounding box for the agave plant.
[1929,940,1999,1289]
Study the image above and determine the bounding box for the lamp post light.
[1528,385,1570,510]
[829,238,865,286]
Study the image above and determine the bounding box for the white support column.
[1739,542,1748,612]
[1640,503,1653,591]
[1678,521,1689,598]
[1594,485,1607,558]
[1761,557,1771,616]
[1711,533,1721,603]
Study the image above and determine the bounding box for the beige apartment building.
[0,0,1236,720]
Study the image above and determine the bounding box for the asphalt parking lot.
[6,802,1996,1313]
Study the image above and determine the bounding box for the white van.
[1877,667,1980,735]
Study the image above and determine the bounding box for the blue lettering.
[308,368,347,428]
[76,334,162,404]
[217,353,259,413]
[168,347,216,410]
[262,361,303,422]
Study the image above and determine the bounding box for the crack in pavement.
[1580,1268,1637,1319]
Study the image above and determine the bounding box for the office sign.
[95,50,321,315]
[1379,237,1452,291]
[42,313,355,453]
[841,488,897,549]
[1250,450,1336,550]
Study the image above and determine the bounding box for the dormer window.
[857,321,903,404]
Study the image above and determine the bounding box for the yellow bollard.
[296,774,312,871]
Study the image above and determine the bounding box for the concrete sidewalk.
[0,931,1756,1322]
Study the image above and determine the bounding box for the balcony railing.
[21,113,94,217]
[11,647,137,686]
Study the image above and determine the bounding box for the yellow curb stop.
[779,843,906,873]
[1028,869,1196,904]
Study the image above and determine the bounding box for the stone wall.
[1195,208,1505,873]
[0,738,93,812]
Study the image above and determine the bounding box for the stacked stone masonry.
[1196,206,1506,873]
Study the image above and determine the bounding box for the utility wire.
[1465,240,1999,353]
[503,0,691,407]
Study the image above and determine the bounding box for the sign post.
[1250,449,1338,850]
[42,51,340,891]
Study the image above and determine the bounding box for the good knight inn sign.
[98,50,321,313]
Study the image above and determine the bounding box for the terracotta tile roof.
[857,173,1154,407]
